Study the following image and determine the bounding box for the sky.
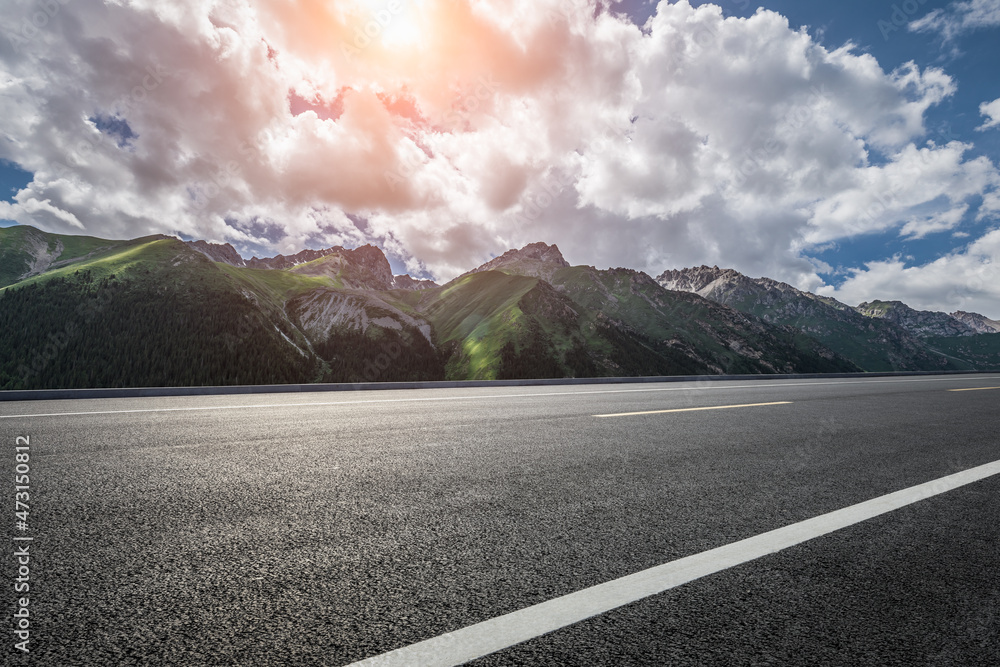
[1,0,999,317]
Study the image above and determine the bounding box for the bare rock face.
[657,266,852,323]
[465,242,570,282]
[287,245,395,291]
[186,238,439,292]
[247,247,342,270]
[339,245,395,290]
[184,240,342,270]
[392,274,438,290]
[856,300,977,338]
[185,240,246,267]
[950,310,1000,334]
[654,266,963,371]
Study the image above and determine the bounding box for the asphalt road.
[2,375,999,665]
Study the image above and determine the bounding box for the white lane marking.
[948,386,1000,392]
[594,401,793,418]
[346,459,1000,667]
[2,375,999,419]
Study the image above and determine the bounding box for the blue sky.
[2,0,999,314]
[616,0,1000,287]
[0,160,32,212]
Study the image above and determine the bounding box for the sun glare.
[347,0,428,51]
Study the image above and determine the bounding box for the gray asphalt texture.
[2,375,999,666]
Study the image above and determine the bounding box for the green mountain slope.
[551,266,858,375]
[855,300,976,338]
[3,227,987,391]
[410,270,708,380]
[924,334,1000,370]
[0,225,127,288]
[420,271,542,379]
[452,245,857,375]
[657,266,966,372]
[0,238,315,390]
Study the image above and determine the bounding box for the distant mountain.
[0,225,132,288]
[925,333,1000,369]
[949,310,1000,334]
[657,266,971,372]
[550,264,856,375]
[185,240,248,267]
[186,240,435,290]
[2,226,996,391]
[391,274,438,291]
[855,300,977,338]
[419,262,857,380]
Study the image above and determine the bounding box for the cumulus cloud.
[818,229,1000,319]
[911,0,1000,41]
[804,141,999,242]
[979,98,1000,131]
[0,0,998,307]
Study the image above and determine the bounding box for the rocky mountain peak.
[950,310,1000,334]
[184,240,247,267]
[466,242,570,282]
[856,300,977,338]
[185,236,435,291]
[656,265,755,297]
[392,274,439,291]
[482,242,568,268]
[341,244,394,286]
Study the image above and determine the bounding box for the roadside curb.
[0,370,988,402]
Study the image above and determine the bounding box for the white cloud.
[978,97,1000,131]
[911,0,1000,41]
[818,229,1000,319]
[803,141,998,243]
[0,0,997,298]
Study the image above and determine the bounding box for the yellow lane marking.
[594,401,793,418]
[948,387,1000,392]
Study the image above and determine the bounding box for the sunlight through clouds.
[1,0,999,311]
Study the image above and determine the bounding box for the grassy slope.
[0,225,128,288]
[741,294,964,372]
[0,238,317,389]
[215,263,336,316]
[2,226,943,385]
[287,255,348,288]
[0,234,338,345]
[0,236,204,292]
[0,227,35,287]
[553,266,857,375]
[678,280,961,372]
[924,334,1000,370]
[420,271,539,379]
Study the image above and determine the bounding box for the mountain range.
[1,225,997,390]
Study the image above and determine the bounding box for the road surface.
[2,374,999,665]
